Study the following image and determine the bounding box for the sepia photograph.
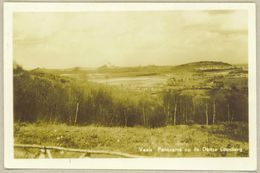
[4,2,256,170]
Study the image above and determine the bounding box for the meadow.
[14,122,248,158]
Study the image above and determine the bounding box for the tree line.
[13,65,248,127]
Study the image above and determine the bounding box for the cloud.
[13,10,248,69]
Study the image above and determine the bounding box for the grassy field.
[42,61,248,93]
[14,122,248,158]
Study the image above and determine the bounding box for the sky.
[13,10,248,69]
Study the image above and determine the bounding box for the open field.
[14,122,248,158]
[44,61,248,93]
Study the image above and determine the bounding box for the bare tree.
[74,102,79,125]
[205,103,208,125]
[213,100,216,124]
[173,104,177,125]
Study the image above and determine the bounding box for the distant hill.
[179,61,232,67]
[29,61,238,76]
[173,61,234,72]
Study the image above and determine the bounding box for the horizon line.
[14,60,248,70]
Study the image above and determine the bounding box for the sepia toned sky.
[13,10,248,69]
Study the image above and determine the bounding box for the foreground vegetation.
[13,61,249,158]
[13,61,248,127]
[14,122,248,158]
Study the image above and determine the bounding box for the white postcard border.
[3,2,257,170]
